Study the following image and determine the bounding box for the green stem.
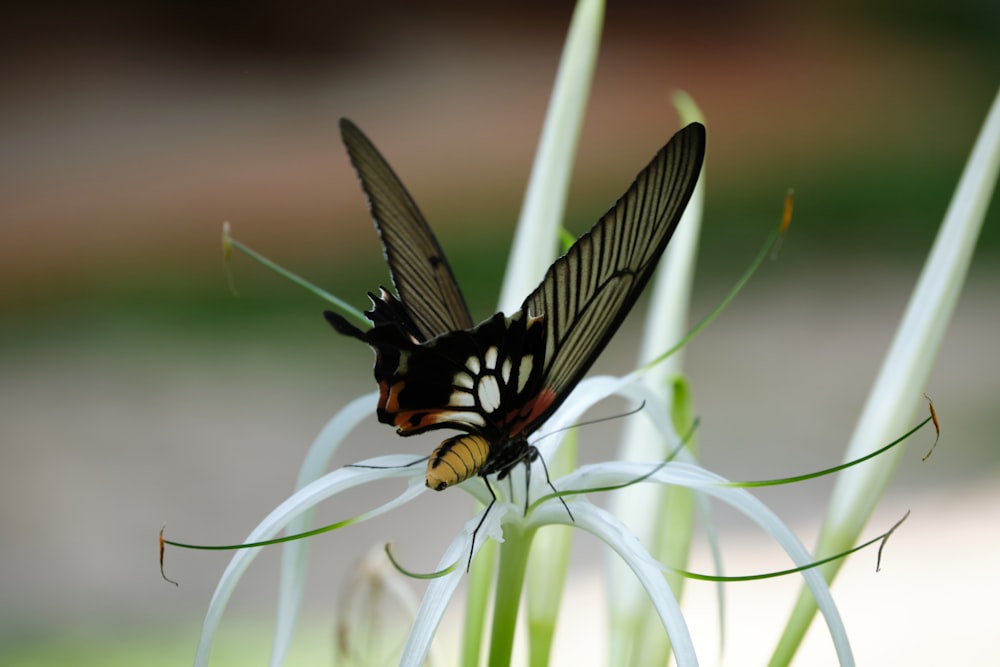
[225,231,367,326]
[488,525,537,667]
[462,537,496,667]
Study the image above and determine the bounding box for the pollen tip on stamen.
[921,393,941,461]
[769,189,794,261]
[876,510,911,572]
[159,525,179,587]
[780,188,794,236]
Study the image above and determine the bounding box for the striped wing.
[340,118,474,339]
[519,122,706,431]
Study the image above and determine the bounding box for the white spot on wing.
[453,371,475,389]
[466,356,481,374]
[450,390,476,407]
[501,358,512,384]
[484,346,498,370]
[478,375,501,413]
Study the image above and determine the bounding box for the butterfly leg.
[522,454,532,516]
[532,447,574,523]
[467,479,498,572]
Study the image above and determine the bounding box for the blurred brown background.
[1,2,997,665]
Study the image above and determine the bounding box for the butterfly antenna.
[532,400,647,447]
[346,456,427,470]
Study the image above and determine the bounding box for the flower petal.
[564,460,854,665]
[530,500,698,665]
[194,463,426,666]
[271,391,378,666]
[401,502,508,666]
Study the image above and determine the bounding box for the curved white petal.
[400,503,509,667]
[194,461,426,666]
[563,461,854,665]
[271,391,377,666]
[529,501,698,665]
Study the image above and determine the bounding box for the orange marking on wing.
[378,379,406,415]
[391,410,448,433]
[504,388,557,436]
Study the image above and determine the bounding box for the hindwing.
[328,306,550,438]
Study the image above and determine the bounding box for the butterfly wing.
[342,310,547,437]
[339,118,474,339]
[518,121,706,431]
[330,121,705,446]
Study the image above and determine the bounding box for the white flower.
[179,0,1000,664]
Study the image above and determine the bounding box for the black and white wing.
[519,121,706,430]
[339,118,474,339]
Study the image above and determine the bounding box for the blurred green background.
[1,2,997,665]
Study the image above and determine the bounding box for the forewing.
[521,122,706,427]
[340,119,474,338]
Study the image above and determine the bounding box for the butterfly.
[326,118,705,514]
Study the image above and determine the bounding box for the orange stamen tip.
[160,526,179,587]
[921,393,941,461]
[780,188,794,236]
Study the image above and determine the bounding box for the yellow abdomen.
[426,434,491,491]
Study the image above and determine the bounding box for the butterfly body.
[326,118,705,496]
[328,301,549,490]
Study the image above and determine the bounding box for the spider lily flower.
[192,0,834,663]
[190,375,853,667]
[178,2,999,666]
